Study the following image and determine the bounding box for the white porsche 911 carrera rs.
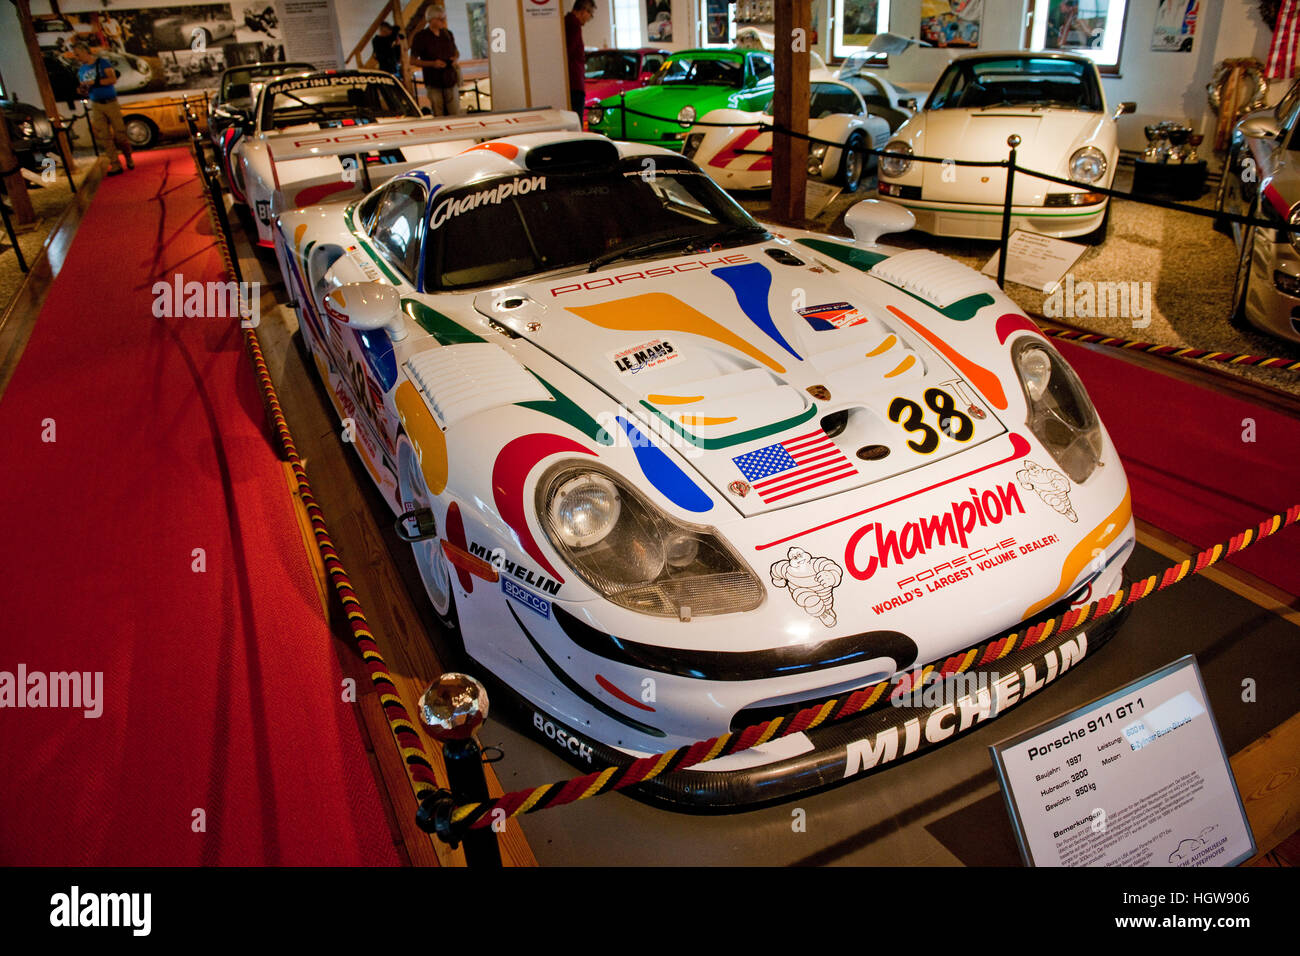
[272,130,1135,807]
[876,51,1135,242]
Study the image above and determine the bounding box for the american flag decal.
[732,429,856,503]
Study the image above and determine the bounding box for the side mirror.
[1115,101,1136,118]
[901,97,919,111]
[323,282,407,341]
[845,199,915,246]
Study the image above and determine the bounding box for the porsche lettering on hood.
[475,247,1008,515]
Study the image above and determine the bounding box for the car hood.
[473,242,1011,517]
[604,85,735,116]
[914,108,1108,203]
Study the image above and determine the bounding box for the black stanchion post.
[0,196,29,273]
[414,673,502,868]
[998,134,1020,290]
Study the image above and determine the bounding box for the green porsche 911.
[587,47,776,151]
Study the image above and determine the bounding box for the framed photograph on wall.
[834,0,893,58]
[920,0,982,49]
[1026,0,1129,72]
[1151,0,1198,52]
[646,0,672,42]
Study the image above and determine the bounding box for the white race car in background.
[233,69,578,246]
[271,128,1135,807]
[836,54,921,130]
[876,51,1135,242]
[683,79,892,192]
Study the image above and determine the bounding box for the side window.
[367,179,426,283]
[642,55,663,74]
[356,186,384,232]
[749,54,773,84]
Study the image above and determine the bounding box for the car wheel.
[839,131,866,192]
[1080,201,1110,246]
[123,116,157,149]
[1229,221,1256,330]
[396,436,458,634]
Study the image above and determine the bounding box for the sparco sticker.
[610,338,679,374]
[429,176,547,228]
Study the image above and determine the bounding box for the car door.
[737,53,774,110]
[324,178,424,464]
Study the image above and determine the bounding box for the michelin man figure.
[1016,459,1078,523]
[770,547,843,627]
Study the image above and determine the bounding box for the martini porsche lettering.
[469,542,561,595]
[843,634,1088,777]
[846,482,1026,581]
[429,176,547,228]
[533,712,594,763]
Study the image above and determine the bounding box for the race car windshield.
[425,159,767,290]
[926,57,1102,112]
[221,63,313,104]
[650,57,743,87]
[263,78,419,129]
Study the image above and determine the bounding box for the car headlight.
[880,140,913,178]
[808,142,828,174]
[588,107,604,125]
[1069,146,1107,184]
[682,132,705,158]
[1289,205,1300,252]
[1012,338,1104,483]
[538,463,764,618]
[677,105,696,128]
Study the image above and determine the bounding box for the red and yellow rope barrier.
[449,504,1300,829]
[192,149,442,814]
[1041,326,1300,372]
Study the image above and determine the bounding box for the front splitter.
[480,603,1131,813]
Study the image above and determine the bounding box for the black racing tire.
[1229,221,1256,331]
[838,130,866,192]
[123,115,158,149]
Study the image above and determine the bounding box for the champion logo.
[845,482,1027,581]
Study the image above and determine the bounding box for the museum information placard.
[991,656,1254,867]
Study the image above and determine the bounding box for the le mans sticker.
[610,339,680,375]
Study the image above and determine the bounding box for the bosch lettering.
[533,712,594,763]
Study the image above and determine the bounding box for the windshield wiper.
[587,226,767,272]
[588,234,700,272]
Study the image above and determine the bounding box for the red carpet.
[1058,340,1300,597]
[0,149,401,865]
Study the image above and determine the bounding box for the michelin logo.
[430,176,546,228]
[502,577,550,618]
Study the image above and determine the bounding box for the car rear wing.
[263,108,581,163]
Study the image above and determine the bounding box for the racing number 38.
[888,388,974,454]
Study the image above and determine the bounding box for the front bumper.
[876,194,1107,240]
[490,581,1132,811]
[1244,229,1300,344]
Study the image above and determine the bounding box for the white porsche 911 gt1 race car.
[234,68,580,247]
[273,131,1135,807]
